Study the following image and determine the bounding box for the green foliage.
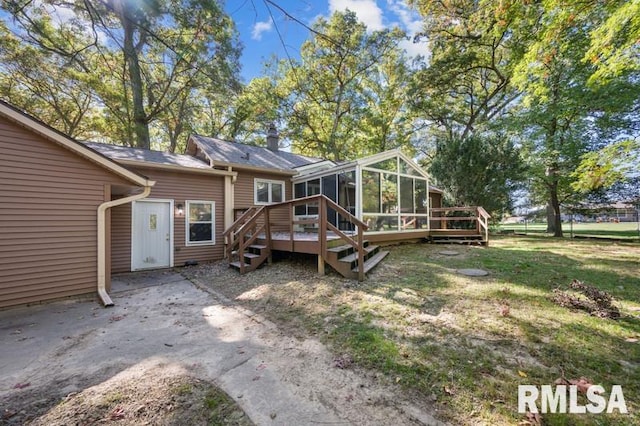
[274,11,415,161]
[218,76,281,145]
[1,0,241,150]
[571,140,640,193]
[509,0,640,235]
[428,134,524,217]
[409,0,526,141]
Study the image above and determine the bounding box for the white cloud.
[323,0,429,59]
[328,0,384,31]
[385,0,430,59]
[251,18,273,41]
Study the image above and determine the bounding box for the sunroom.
[291,149,435,234]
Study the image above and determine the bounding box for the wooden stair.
[430,234,486,245]
[224,195,388,280]
[229,244,269,272]
[325,241,389,279]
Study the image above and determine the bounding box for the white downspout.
[97,185,153,307]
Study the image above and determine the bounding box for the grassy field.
[192,236,640,425]
[499,222,639,239]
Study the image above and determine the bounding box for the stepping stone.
[439,250,460,256]
[456,268,489,277]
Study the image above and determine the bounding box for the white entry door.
[131,200,173,270]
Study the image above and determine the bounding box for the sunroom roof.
[292,148,429,181]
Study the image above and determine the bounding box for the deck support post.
[317,254,325,275]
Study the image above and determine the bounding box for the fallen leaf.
[569,377,595,394]
[13,382,30,389]
[500,305,510,317]
[256,363,267,371]
[518,370,528,378]
[109,407,125,420]
[625,337,638,343]
[554,377,570,386]
[523,411,542,425]
[444,385,454,395]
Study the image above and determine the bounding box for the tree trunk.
[546,202,556,234]
[116,4,150,149]
[545,169,563,237]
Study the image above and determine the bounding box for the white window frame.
[254,178,285,205]
[185,200,216,246]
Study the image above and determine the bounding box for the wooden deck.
[223,196,490,279]
[259,231,354,254]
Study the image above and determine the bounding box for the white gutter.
[97,185,154,306]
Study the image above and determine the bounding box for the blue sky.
[224,0,429,82]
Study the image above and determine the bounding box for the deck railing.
[222,206,270,274]
[266,194,370,280]
[224,195,370,280]
[430,206,491,243]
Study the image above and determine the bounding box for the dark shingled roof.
[191,134,322,171]
[85,142,211,169]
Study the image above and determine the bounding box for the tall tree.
[275,11,412,161]
[408,0,525,143]
[510,2,640,236]
[428,134,524,217]
[0,22,99,139]
[408,0,528,212]
[410,0,639,234]
[2,0,241,149]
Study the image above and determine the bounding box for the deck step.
[431,234,484,241]
[327,241,369,253]
[353,250,389,274]
[232,251,262,257]
[243,252,260,259]
[248,244,268,250]
[338,245,379,263]
[229,261,251,270]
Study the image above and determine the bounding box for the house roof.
[85,142,210,169]
[85,141,237,177]
[190,134,322,173]
[0,100,153,188]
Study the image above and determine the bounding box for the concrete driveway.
[0,271,441,425]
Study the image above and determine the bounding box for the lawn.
[499,222,639,240]
[187,236,640,425]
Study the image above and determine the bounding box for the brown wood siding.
[110,167,225,273]
[233,171,292,232]
[111,203,132,273]
[0,117,134,308]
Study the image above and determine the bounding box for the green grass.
[499,222,639,239]
[194,236,640,425]
[331,237,640,424]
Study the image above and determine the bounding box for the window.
[362,170,381,213]
[186,201,215,246]
[254,179,285,204]
[294,182,306,215]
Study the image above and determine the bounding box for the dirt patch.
[2,362,250,426]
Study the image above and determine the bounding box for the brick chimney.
[266,123,279,152]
